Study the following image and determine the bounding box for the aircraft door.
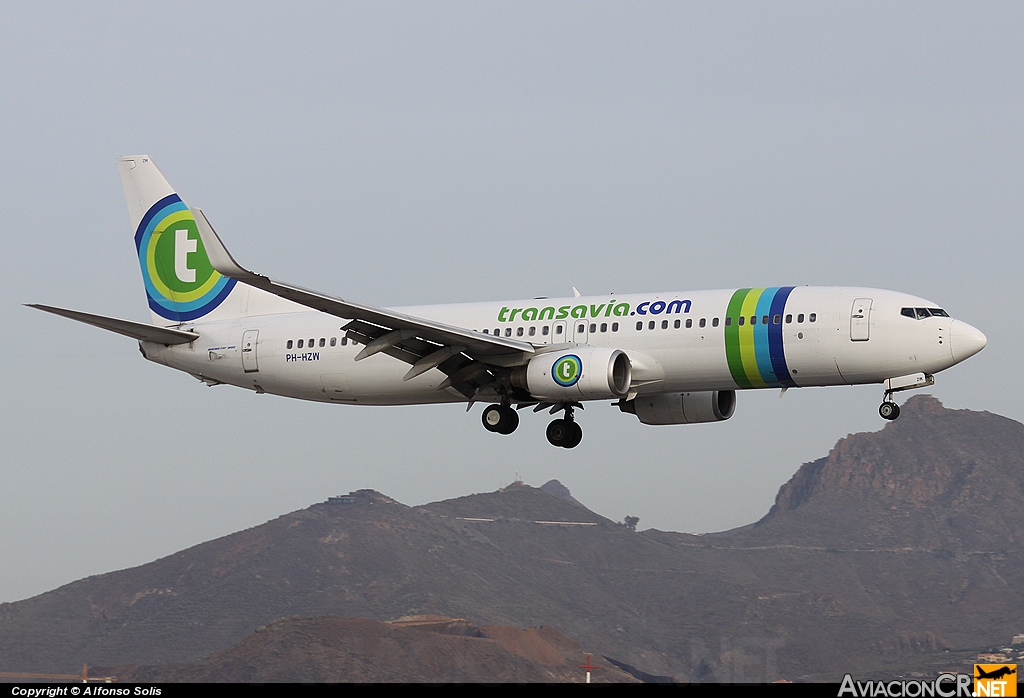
[242,329,259,372]
[850,298,871,341]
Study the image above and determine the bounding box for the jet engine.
[511,347,631,401]
[619,390,736,425]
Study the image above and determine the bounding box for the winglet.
[192,208,261,283]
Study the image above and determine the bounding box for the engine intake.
[512,347,631,401]
[619,390,736,425]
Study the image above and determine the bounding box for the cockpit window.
[903,307,949,320]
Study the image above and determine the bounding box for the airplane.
[29,156,988,448]
[975,666,1016,681]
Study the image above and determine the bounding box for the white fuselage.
[140,286,984,406]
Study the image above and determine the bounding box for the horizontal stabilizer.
[27,304,199,345]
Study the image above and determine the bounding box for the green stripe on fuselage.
[725,289,752,388]
[739,288,768,388]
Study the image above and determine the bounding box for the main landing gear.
[879,394,901,421]
[546,417,583,449]
[480,401,583,448]
[546,404,583,449]
[482,403,519,434]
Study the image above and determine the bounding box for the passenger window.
[612,322,619,332]
[319,338,325,347]
[342,337,348,346]
[699,318,706,328]
[773,314,781,325]
[685,319,692,328]
[712,318,719,327]
[648,321,655,330]
[542,326,549,335]
[308,338,314,347]
[636,321,643,331]
[797,314,804,323]
[330,337,337,346]
[494,328,500,335]
[661,320,668,329]
[287,340,293,349]
[785,314,792,323]
[297,339,304,348]
[674,319,680,329]
[517,327,524,337]
[555,325,563,335]
[505,328,512,337]
[738,316,744,326]
[750,316,756,325]
[762,315,769,325]
[589,323,596,333]
[600,323,607,332]
[578,324,585,333]
[725,317,732,327]
[483,329,489,334]
[528,327,536,336]
[809,313,816,323]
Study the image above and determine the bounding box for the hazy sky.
[1,2,1021,603]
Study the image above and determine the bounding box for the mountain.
[1,395,1022,681]
[96,616,638,683]
[756,394,1024,550]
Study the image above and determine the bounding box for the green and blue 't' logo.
[135,194,235,322]
[552,355,582,387]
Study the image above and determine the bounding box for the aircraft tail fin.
[117,156,299,325]
[118,155,241,325]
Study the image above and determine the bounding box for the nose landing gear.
[878,372,934,420]
[879,395,901,421]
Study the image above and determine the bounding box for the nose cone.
[950,320,987,363]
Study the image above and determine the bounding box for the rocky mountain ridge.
[1,395,1021,681]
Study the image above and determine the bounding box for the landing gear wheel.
[546,419,570,447]
[482,404,519,434]
[546,419,583,448]
[879,401,900,420]
[499,408,519,434]
[564,421,583,449]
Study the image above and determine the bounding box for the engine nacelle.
[512,347,632,401]
[619,390,736,425]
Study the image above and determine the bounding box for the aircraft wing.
[27,304,199,345]
[193,209,534,397]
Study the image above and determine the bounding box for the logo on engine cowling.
[552,355,582,387]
